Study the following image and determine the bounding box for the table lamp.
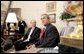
[6,12,18,23]
[6,12,18,35]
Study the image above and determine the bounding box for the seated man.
[14,20,41,51]
[29,14,60,48]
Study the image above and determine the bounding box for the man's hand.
[31,44,35,48]
[27,44,36,49]
[27,45,32,49]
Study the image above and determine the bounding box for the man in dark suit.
[29,14,60,48]
[14,20,41,51]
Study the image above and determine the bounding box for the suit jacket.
[36,24,60,48]
[23,27,41,43]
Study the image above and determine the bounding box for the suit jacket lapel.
[30,27,37,38]
[44,24,51,38]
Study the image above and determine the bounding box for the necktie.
[39,28,46,40]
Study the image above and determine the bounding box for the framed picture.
[46,2,56,12]
[49,13,56,23]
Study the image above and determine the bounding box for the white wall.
[2,1,77,33]
[11,1,46,27]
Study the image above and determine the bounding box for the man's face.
[30,21,36,27]
[41,15,49,26]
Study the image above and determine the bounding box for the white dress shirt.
[23,27,35,42]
